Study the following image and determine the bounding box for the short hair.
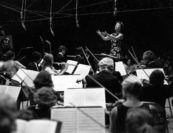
[122,75,142,99]
[58,45,67,52]
[34,87,57,107]
[34,71,53,89]
[126,108,155,133]
[116,21,124,28]
[149,70,164,86]
[43,53,54,66]
[143,50,156,62]
[98,57,114,71]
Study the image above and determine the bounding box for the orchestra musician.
[41,53,68,75]
[97,21,124,59]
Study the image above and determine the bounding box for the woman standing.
[97,21,124,59]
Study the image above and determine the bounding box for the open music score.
[52,75,83,91]
[0,85,21,101]
[64,88,106,108]
[66,60,78,74]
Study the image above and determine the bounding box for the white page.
[77,108,105,133]
[64,88,106,108]
[15,119,28,133]
[51,108,77,133]
[66,60,78,74]
[136,68,164,80]
[74,64,91,78]
[115,61,127,76]
[23,70,39,87]
[0,85,21,101]
[26,120,57,133]
[51,107,105,133]
[52,75,83,91]
[12,69,26,83]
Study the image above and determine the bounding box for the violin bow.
[79,47,95,74]
[128,49,150,78]
[85,47,99,63]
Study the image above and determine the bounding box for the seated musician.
[27,51,41,71]
[142,50,163,68]
[141,70,173,108]
[41,53,68,75]
[55,45,67,62]
[34,71,54,90]
[85,57,122,103]
[110,75,166,133]
[27,87,57,119]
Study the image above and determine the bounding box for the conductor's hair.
[116,21,124,28]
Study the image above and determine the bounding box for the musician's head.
[115,21,123,32]
[142,50,156,64]
[34,87,57,107]
[58,45,67,55]
[2,50,15,61]
[98,57,114,73]
[122,75,142,100]
[34,71,53,89]
[2,61,18,78]
[149,70,164,86]
[42,53,54,67]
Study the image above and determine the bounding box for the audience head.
[98,57,114,73]
[34,87,57,107]
[126,108,156,133]
[0,94,17,133]
[34,71,53,89]
[122,75,142,99]
[149,70,164,86]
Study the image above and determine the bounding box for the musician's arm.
[111,33,123,41]
[97,31,110,41]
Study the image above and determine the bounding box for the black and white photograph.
[0,0,173,133]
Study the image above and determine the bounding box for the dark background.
[0,0,173,60]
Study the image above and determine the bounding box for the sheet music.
[51,107,105,133]
[51,108,77,133]
[64,88,106,108]
[66,60,78,74]
[15,119,58,133]
[23,69,39,87]
[52,75,83,91]
[12,69,26,83]
[136,68,164,80]
[0,85,21,101]
[74,64,91,78]
[76,108,105,133]
[115,61,127,76]
[12,69,39,86]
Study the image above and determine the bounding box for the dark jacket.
[141,83,173,107]
[86,71,122,103]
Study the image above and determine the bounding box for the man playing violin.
[97,21,124,59]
